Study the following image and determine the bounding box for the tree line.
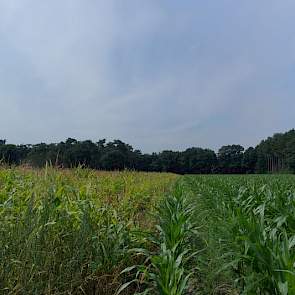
[0,129,294,174]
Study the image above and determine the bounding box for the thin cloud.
[0,1,294,151]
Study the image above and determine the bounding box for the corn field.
[186,175,295,294]
[1,168,295,294]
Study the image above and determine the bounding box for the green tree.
[243,147,257,173]
[218,145,244,173]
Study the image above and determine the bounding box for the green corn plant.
[183,174,295,294]
[117,181,197,295]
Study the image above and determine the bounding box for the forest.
[0,129,294,174]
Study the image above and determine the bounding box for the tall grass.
[2,168,295,294]
[0,167,177,294]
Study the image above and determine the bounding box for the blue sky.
[0,1,294,152]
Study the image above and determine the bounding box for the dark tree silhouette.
[0,129,295,174]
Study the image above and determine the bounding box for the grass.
[0,166,177,294]
[1,169,295,294]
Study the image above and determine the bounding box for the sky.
[0,1,294,152]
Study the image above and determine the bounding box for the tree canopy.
[0,129,294,174]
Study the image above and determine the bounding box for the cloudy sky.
[0,1,294,152]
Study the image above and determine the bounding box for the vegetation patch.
[0,167,177,294]
[185,175,295,294]
[118,180,196,295]
[1,169,295,294]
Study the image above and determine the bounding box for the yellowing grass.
[0,167,178,294]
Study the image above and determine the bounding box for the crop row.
[186,175,295,294]
[118,180,196,295]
